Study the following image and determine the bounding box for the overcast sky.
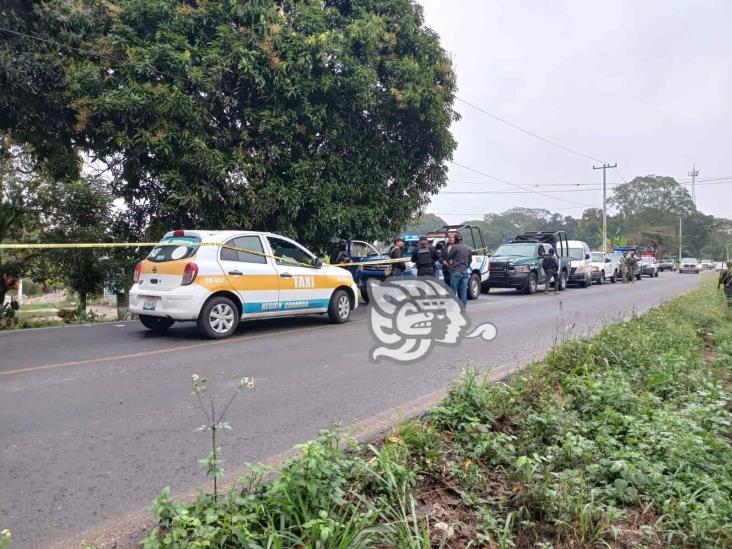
[418,0,732,223]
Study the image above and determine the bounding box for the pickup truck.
[658,257,677,272]
[485,231,571,294]
[590,251,619,284]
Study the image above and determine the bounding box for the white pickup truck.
[590,251,619,284]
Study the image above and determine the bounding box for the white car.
[130,230,358,339]
[567,240,593,287]
[679,258,701,274]
[640,256,659,278]
[590,251,619,284]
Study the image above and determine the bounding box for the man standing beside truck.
[411,235,439,277]
[542,248,559,295]
[445,232,472,307]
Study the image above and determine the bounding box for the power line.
[449,160,599,208]
[442,188,604,194]
[455,96,605,163]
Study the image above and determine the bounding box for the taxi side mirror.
[312,257,323,268]
[585,253,591,260]
[605,258,611,263]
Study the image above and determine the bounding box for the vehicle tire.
[610,270,617,283]
[636,272,642,281]
[139,314,174,333]
[654,270,659,278]
[360,287,370,303]
[197,296,239,339]
[468,273,481,300]
[598,272,605,285]
[328,289,352,324]
[558,270,568,291]
[524,272,538,295]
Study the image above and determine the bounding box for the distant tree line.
[406,176,732,259]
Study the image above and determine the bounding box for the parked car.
[590,251,619,284]
[658,257,677,272]
[567,240,593,287]
[612,246,643,281]
[715,261,726,271]
[679,258,701,274]
[640,256,660,277]
[700,259,714,270]
[130,230,358,338]
[485,231,571,294]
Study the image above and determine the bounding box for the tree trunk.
[80,291,87,311]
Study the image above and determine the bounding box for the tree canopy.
[1,0,458,250]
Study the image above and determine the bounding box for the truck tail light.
[133,262,142,283]
[182,262,198,286]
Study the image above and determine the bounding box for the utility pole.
[679,217,682,263]
[688,164,698,206]
[593,163,617,253]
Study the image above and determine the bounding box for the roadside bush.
[144,281,732,547]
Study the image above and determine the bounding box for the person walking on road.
[411,236,439,277]
[389,237,406,277]
[444,232,472,307]
[719,261,732,306]
[542,247,559,295]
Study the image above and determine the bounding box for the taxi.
[129,230,358,338]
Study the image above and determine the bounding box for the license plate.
[143,300,157,311]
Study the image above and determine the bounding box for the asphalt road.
[0,272,704,548]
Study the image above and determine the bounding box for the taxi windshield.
[591,253,604,262]
[147,235,201,262]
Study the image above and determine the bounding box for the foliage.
[0,529,11,549]
[1,0,458,252]
[143,280,732,547]
[56,304,106,324]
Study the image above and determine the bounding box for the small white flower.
[237,377,255,390]
[192,373,200,383]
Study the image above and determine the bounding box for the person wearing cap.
[389,237,406,277]
[411,236,439,277]
[444,232,472,306]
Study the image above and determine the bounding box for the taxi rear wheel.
[139,314,174,333]
[198,296,239,339]
[328,289,351,324]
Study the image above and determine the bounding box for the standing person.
[389,237,406,277]
[619,252,630,283]
[445,233,472,307]
[541,248,559,295]
[332,240,351,265]
[411,236,439,277]
[627,251,639,283]
[718,261,732,306]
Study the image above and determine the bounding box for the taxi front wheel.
[198,296,240,339]
[328,289,351,324]
[139,314,174,333]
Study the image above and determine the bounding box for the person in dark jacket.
[719,260,732,306]
[389,237,406,276]
[541,248,559,294]
[411,236,439,277]
[444,233,472,306]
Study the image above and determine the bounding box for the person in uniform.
[389,237,406,277]
[411,236,439,277]
[627,251,639,283]
[444,233,472,306]
[542,247,559,294]
[718,261,732,306]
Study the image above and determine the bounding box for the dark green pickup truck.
[484,231,571,294]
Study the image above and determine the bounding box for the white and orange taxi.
[129,230,358,338]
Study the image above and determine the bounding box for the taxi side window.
[267,237,313,267]
[220,236,267,264]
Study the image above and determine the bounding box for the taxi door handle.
[228,270,243,276]
[279,272,292,278]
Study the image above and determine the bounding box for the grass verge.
[142,280,732,548]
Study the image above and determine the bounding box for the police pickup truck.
[357,225,491,302]
[484,231,571,294]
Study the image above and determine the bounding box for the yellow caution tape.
[0,240,411,269]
